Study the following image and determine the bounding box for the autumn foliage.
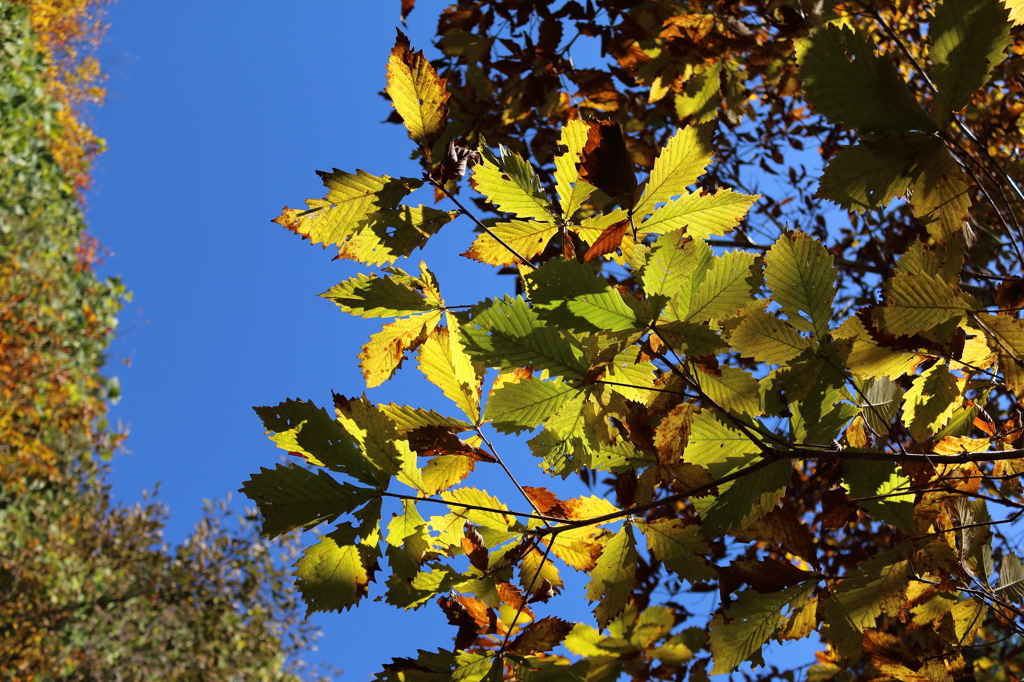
[249,1,1024,680]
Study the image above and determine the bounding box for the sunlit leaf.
[633,123,714,219]
[586,523,638,629]
[386,30,449,149]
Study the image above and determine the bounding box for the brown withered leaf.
[461,524,488,572]
[407,425,497,462]
[506,616,574,655]
[715,559,821,602]
[400,0,415,23]
[735,506,820,569]
[496,581,528,612]
[579,120,638,205]
[583,217,630,261]
[433,139,481,185]
[521,486,568,517]
[653,402,694,467]
[437,594,497,649]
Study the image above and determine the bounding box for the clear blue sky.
[88,1,817,678]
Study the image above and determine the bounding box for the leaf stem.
[425,174,537,268]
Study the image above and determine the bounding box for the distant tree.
[248,0,1024,679]
[0,4,333,679]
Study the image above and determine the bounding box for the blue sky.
[88,1,818,678]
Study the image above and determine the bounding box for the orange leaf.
[583,217,630,261]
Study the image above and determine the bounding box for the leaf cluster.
[249,1,1024,680]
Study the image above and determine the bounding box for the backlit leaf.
[578,120,637,204]
[273,170,418,248]
[728,309,810,365]
[462,220,558,266]
[638,189,759,240]
[472,146,554,223]
[294,527,378,614]
[554,119,596,220]
[528,258,644,332]
[484,377,580,434]
[873,272,975,337]
[633,123,714,219]
[902,362,962,441]
[709,582,816,674]
[419,324,482,424]
[796,24,936,133]
[586,523,638,629]
[765,231,836,342]
[685,250,761,323]
[931,0,1012,124]
[843,460,915,533]
[386,30,449,149]
[336,206,457,266]
[639,518,714,582]
[322,272,438,318]
[241,464,375,538]
[359,311,442,388]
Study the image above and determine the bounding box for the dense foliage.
[249,0,1024,679]
[0,3,331,679]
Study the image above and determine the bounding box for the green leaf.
[674,62,722,123]
[322,272,438,318]
[764,231,836,342]
[728,309,811,365]
[842,460,915,534]
[709,582,816,674]
[638,189,759,241]
[240,464,375,538]
[821,547,910,659]
[586,523,638,629]
[684,410,761,478]
[861,377,904,437]
[795,24,936,133]
[633,124,714,219]
[359,311,442,388]
[333,396,410,486]
[907,140,972,243]
[379,403,473,434]
[639,518,714,582]
[873,272,975,337]
[528,258,644,332]
[902,362,961,441]
[554,119,597,220]
[418,323,482,424]
[253,398,377,485]
[931,0,1012,125]
[294,526,379,614]
[385,498,427,547]
[460,296,586,380]
[473,146,555,223]
[648,236,714,322]
[386,31,449,148]
[462,219,559,266]
[273,170,418,248]
[684,250,760,323]
[816,139,915,213]
[335,206,458,266]
[484,377,580,434]
[695,459,791,535]
[442,487,517,531]
[695,366,762,418]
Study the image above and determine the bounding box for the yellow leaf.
[418,322,482,424]
[386,30,449,149]
[359,311,442,388]
[1004,0,1024,26]
[461,220,558,266]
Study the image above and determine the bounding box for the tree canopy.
[248,0,1024,680]
[0,3,333,678]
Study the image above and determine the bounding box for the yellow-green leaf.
[586,523,638,629]
[418,323,482,424]
[638,189,758,240]
[729,309,811,365]
[633,124,714,219]
[473,146,554,223]
[902,362,962,441]
[294,528,378,614]
[873,272,975,337]
[359,311,442,388]
[554,119,596,220]
[386,31,450,148]
[765,231,836,342]
[462,219,558,266]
